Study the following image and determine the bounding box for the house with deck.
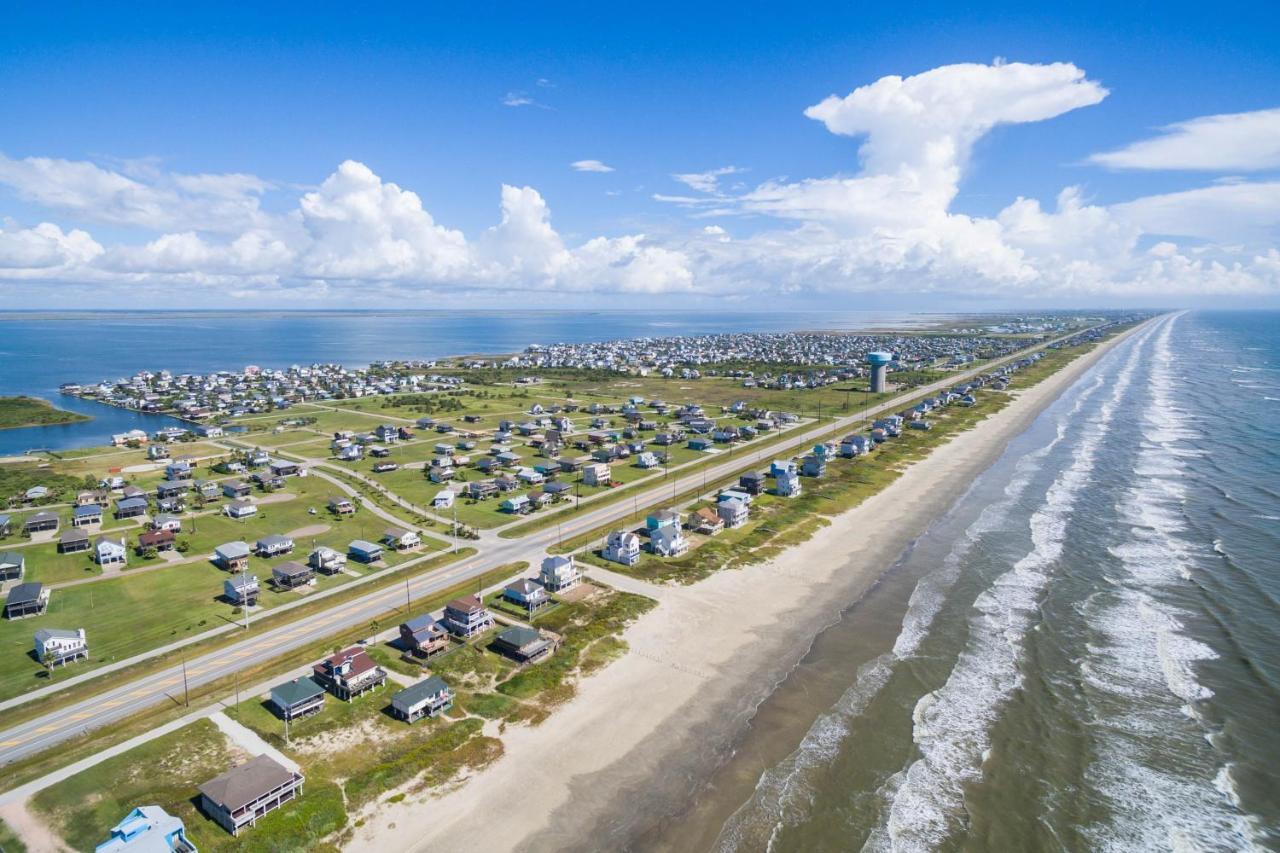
[328,496,355,516]
[215,541,252,571]
[255,534,294,557]
[309,546,346,574]
[773,463,802,498]
[442,594,494,637]
[72,504,103,528]
[24,511,59,534]
[271,561,315,590]
[198,754,304,836]
[348,539,383,564]
[151,513,182,533]
[313,646,386,700]
[582,462,612,487]
[603,530,641,566]
[94,537,128,567]
[269,677,325,721]
[650,523,689,557]
[692,507,725,535]
[222,480,251,499]
[155,480,189,501]
[0,551,25,580]
[224,500,258,520]
[35,627,87,667]
[399,614,449,658]
[138,529,176,554]
[717,498,749,528]
[390,675,453,723]
[5,583,49,618]
[539,554,581,592]
[491,625,555,663]
[381,527,421,551]
[223,574,259,606]
[503,578,550,613]
[801,454,827,478]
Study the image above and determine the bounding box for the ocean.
[654,311,1279,851]
[0,309,931,454]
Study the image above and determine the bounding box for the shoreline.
[348,323,1147,851]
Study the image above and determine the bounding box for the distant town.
[58,314,1108,425]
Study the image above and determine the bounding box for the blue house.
[801,454,826,477]
[96,805,196,852]
[645,509,681,531]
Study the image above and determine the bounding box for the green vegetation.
[32,719,235,851]
[0,396,89,431]
[31,717,347,852]
[0,463,93,509]
[0,817,27,853]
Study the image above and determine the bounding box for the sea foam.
[871,324,1152,852]
[1079,316,1262,850]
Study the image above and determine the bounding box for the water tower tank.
[866,352,893,393]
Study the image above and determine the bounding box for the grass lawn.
[0,477,437,703]
[0,816,26,852]
[30,717,347,852]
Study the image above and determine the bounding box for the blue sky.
[1,2,1277,308]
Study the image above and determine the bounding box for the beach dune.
[348,325,1142,853]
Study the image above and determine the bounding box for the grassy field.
[30,717,347,852]
[0,396,90,431]
[0,473,446,703]
[0,816,26,852]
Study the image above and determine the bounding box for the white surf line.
[1082,313,1265,851]
[868,320,1157,853]
[712,368,1107,853]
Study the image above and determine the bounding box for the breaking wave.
[867,324,1152,852]
[711,367,1104,853]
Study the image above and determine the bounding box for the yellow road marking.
[34,725,58,733]
[0,740,22,747]
[70,711,94,720]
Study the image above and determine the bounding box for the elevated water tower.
[866,351,892,393]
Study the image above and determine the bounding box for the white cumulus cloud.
[570,160,615,173]
[2,61,1278,303]
[1089,107,1280,171]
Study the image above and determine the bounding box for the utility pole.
[240,559,250,630]
[405,576,411,610]
[180,650,190,707]
[452,500,459,553]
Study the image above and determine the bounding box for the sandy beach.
[348,324,1143,853]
